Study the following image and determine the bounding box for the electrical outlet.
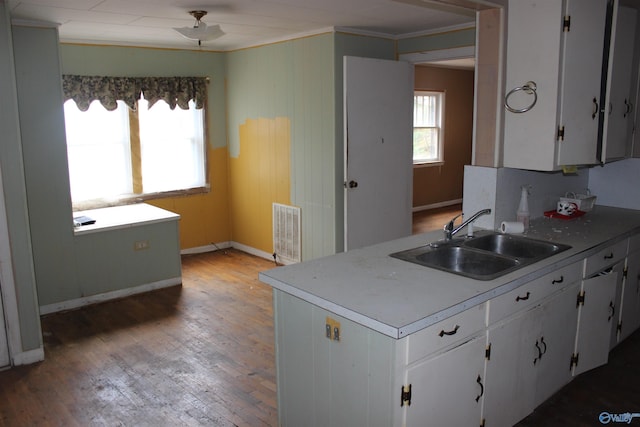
[134,240,149,251]
[325,317,341,341]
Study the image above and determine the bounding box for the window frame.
[64,98,209,211]
[412,90,445,167]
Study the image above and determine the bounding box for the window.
[63,96,206,208]
[413,91,444,164]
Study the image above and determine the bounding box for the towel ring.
[505,81,537,113]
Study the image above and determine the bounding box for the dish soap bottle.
[517,185,530,228]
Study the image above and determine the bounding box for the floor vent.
[273,203,301,264]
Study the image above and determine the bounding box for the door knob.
[348,180,358,188]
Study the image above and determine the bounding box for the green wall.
[0,7,42,353]
[226,34,337,260]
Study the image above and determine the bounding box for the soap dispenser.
[517,185,530,228]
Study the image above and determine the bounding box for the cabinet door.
[619,252,640,341]
[405,334,486,427]
[603,6,638,161]
[556,0,609,166]
[534,283,580,406]
[484,306,540,427]
[609,261,625,349]
[573,272,617,376]
[503,0,564,170]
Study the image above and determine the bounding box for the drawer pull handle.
[516,292,531,302]
[439,325,459,337]
[552,276,564,284]
[475,375,484,402]
[534,340,542,365]
[608,301,615,321]
[604,253,614,260]
[533,337,548,365]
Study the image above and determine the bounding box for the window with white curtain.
[138,96,205,193]
[413,90,444,164]
[63,96,206,208]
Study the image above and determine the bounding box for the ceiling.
[6,0,479,52]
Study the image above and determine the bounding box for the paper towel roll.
[501,221,525,234]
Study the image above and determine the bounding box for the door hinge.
[557,126,565,141]
[485,343,492,360]
[480,419,486,427]
[617,321,623,334]
[563,15,571,32]
[400,384,412,407]
[624,266,629,279]
[570,353,579,369]
[576,290,585,307]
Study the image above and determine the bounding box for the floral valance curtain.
[62,75,208,111]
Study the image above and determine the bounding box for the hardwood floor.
[412,203,462,235]
[1,207,639,426]
[0,249,278,427]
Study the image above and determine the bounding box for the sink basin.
[414,246,521,280]
[389,232,571,281]
[463,233,571,259]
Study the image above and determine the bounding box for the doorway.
[409,58,475,234]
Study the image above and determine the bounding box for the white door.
[344,56,413,250]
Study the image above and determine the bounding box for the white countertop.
[259,206,640,339]
[73,203,180,235]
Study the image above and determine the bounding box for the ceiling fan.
[173,10,225,45]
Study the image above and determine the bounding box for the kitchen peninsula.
[259,206,640,426]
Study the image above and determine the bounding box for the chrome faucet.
[443,209,491,241]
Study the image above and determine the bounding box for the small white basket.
[560,191,597,212]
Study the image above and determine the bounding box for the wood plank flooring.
[0,249,278,427]
[1,206,639,426]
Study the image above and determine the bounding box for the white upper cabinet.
[503,0,609,171]
[602,5,638,161]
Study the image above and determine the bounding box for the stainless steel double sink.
[390,232,571,281]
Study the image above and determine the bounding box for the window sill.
[413,161,444,169]
[72,185,209,212]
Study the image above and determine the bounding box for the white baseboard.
[182,241,295,265]
[413,199,462,213]
[181,241,232,255]
[39,277,182,315]
[230,242,279,263]
[12,347,44,366]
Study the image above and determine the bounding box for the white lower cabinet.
[404,334,486,427]
[483,282,579,427]
[483,305,540,427]
[618,251,640,341]
[573,270,618,376]
[272,235,639,426]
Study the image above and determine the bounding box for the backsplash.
[463,165,590,230]
[587,158,640,210]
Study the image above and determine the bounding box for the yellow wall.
[148,146,231,249]
[229,117,291,254]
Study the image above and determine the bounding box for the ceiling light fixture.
[173,10,224,45]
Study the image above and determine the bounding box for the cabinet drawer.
[488,261,582,325]
[407,302,486,363]
[584,239,628,277]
